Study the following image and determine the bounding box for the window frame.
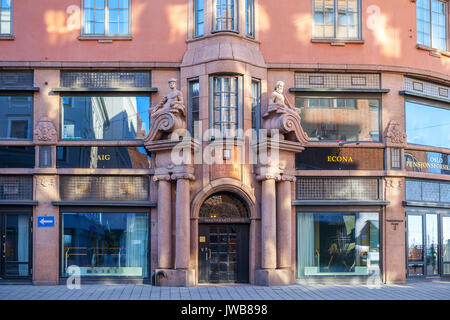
[245,0,255,38]
[0,0,13,37]
[188,77,200,136]
[0,93,34,141]
[312,0,362,40]
[193,0,205,38]
[416,0,449,51]
[212,0,239,33]
[81,0,132,38]
[209,75,243,139]
[251,78,261,134]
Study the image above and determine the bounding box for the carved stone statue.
[262,81,308,144]
[145,78,187,141]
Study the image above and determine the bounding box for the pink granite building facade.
[0,0,449,286]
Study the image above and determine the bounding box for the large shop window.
[295,97,381,142]
[313,0,361,40]
[61,96,150,140]
[405,100,450,149]
[210,76,242,138]
[62,212,149,277]
[297,212,380,278]
[0,95,33,140]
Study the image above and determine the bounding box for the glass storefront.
[405,100,450,149]
[297,212,380,278]
[295,97,380,142]
[61,96,150,140]
[61,212,149,278]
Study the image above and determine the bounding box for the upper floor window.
[188,78,200,135]
[417,0,448,51]
[194,0,204,37]
[213,0,238,32]
[210,76,242,138]
[0,0,12,35]
[82,0,130,36]
[245,0,255,38]
[313,0,361,40]
[0,95,33,140]
[251,78,260,133]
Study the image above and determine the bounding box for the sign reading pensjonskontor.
[405,150,450,175]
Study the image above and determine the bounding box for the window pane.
[0,96,33,139]
[297,212,380,278]
[212,76,240,137]
[405,101,450,149]
[408,215,423,262]
[109,0,119,9]
[62,212,149,277]
[296,97,380,142]
[61,96,150,140]
[189,80,200,134]
[246,0,255,37]
[426,214,439,276]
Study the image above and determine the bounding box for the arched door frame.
[191,178,259,284]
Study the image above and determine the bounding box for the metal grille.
[61,71,151,88]
[60,176,149,201]
[296,177,380,200]
[405,179,450,203]
[294,73,380,89]
[0,176,33,200]
[390,148,402,169]
[0,71,34,87]
[404,77,450,100]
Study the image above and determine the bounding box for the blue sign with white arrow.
[38,216,55,227]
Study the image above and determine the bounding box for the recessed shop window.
[296,97,381,142]
[61,96,150,140]
[405,100,450,149]
[62,212,149,278]
[56,146,150,169]
[312,0,361,40]
[0,96,33,140]
[297,212,380,278]
[213,0,238,32]
[82,0,131,36]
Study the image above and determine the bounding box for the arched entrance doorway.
[198,192,250,284]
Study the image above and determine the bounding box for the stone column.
[260,176,277,269]
[277,177,294,269]
[155,175,172,269]
[174,174,193,270]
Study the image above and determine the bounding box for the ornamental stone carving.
[145,78,187,142]
[262,81,309,144]
[384,120,407,147]
[34,117,57,144]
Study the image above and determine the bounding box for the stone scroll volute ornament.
[145,78,187,142]
[34,117,57,144]
[262,81,309,144]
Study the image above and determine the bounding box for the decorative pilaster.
[153,174,172,269]
[277,174,295,269]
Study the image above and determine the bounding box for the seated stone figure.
[262,81,308,144]
[146,78,187,141]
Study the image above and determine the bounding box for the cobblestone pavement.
[0,281,449,300]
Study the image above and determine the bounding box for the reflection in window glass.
[405,101,450,149]
[297,212,380,278]
[62,212,149,277]
[211,76,240,137]
[61,96,150,140]
[188,79,200,134]
[194,0,204,37]
[0,96,33,140]
[214,0,237,31]
[313,0,360,39]
[408,215,423,262]
[296,97,380,142]
[417,0,448,51]
[426,214,439,276]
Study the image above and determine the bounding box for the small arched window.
[199,192,249,219]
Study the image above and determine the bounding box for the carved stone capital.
[256,173,282,181]
[34,117,57,144]
[153,174,172,182]
[256,166,282,181]
[280,174,296,182]
[384,120,407,147]
[171,173,195,181]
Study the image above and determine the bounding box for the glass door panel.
[4,215,30,277]
[442,216,450,275]
[407,215,424,276]
[425,214,439,276]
